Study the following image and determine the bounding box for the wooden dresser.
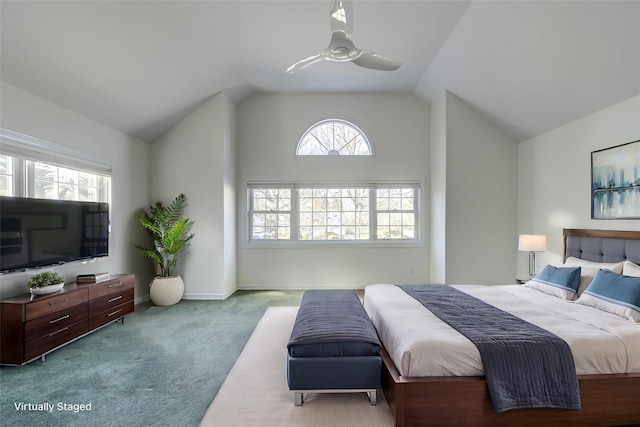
[0,274,134,365]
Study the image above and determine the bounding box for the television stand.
[0,274,135,365]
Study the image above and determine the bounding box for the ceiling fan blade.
[330,0,354,35]
[352,50,402,71]
[286,0,400,74]
[286,53,326,74]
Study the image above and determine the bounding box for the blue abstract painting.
[592,140,640,219]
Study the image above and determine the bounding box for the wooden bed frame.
[380,228,640,427]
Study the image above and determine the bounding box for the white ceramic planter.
[30,283,65,295]
[149,276,184,306]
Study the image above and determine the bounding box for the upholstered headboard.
[563,228,640,265]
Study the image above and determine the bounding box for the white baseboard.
[182,289,236,300]
[134,295,150,305]
[237,283,365,291]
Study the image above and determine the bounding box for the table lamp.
[518,234,547,278]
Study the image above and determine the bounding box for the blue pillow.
[524,265,582,299]
[576,269,640,322]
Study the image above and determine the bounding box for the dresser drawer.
[88,276,134,300]
[89,287,134,315]
[25,303,88,342]
[24,319,89,362]
[25,289,88,321]
[89,301,134,330]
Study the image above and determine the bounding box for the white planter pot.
[30,283,65,295]
[150,276,184,306]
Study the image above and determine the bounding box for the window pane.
[299,196,313,211]
[377,212,389,226]
[0,155,12,174]
[59,183,77,200]
[357,226,369,239]
[404,226,415,239]
[59,167,78,186]
[375,188,417,240]
[297,187,370,240]
[32,161,108,202]
[299,227,312,240]
[35,163,56,181]
[0,155,13,196]
[35,180,57,199]
[299,212,312,226]
[403,213,415,226]
[313,213,326,226]
[296,120,373,156]
[250,188,291,240]
[328,212,341,225]
[0,176,11,196]
[377,196,388,210]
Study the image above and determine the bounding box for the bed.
[364,228,640,427]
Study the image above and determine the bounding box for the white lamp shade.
[518,234,547,252]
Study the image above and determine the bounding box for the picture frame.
[591,140,640,219]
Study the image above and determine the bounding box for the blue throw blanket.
[398,285,581,413]
[287,290,381,357]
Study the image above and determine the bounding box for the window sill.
[243,240,424,249]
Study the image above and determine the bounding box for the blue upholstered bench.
[286,290,382,406]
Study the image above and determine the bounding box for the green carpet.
[0,290,303,427]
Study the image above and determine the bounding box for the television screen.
[0,196,109,273]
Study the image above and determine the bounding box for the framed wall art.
[591,140,640,219]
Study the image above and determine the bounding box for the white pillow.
[575,269,640,322]
[622,261,640,277]
[562,257,624,297]
[523,280,576,300]
[522,265,582,300]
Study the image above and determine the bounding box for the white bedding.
[363,284,640,377]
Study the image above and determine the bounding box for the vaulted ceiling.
[1,1,638,143]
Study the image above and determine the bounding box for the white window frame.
[295,118,375,157]
[246,181,420,246]
[0,129,112,204]
[248,187,292,241]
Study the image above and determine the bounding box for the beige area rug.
[200,306,394,427]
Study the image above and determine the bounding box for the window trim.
[295,118,375,158]
[0,128,112,203]
[245,181,422,247]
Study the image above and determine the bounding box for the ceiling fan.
[286,0,402,74]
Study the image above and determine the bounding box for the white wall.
[430,92,518,285]
[223,94,237,299]
[151,91,236,299]
[429,93,447,283]
[236,92,430,289]
[517,95,640,277]
[0,81,152,301]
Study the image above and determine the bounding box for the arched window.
[296,119,373,156]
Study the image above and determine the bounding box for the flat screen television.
[0,196,109,273]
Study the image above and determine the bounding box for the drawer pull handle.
[49,327,69,337]
[49,314,70,324]
[108,295,123,303]
[108,282,123,288]
[49,298,70,306]
[107,309,123,317]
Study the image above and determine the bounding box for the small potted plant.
[134,193,194,306]
[27,271,65,295]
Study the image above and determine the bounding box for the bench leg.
[293,389,376,406]
[368,390,377,406]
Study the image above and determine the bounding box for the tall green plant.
[135,194,194,277]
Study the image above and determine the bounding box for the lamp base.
[529,251,537,278]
